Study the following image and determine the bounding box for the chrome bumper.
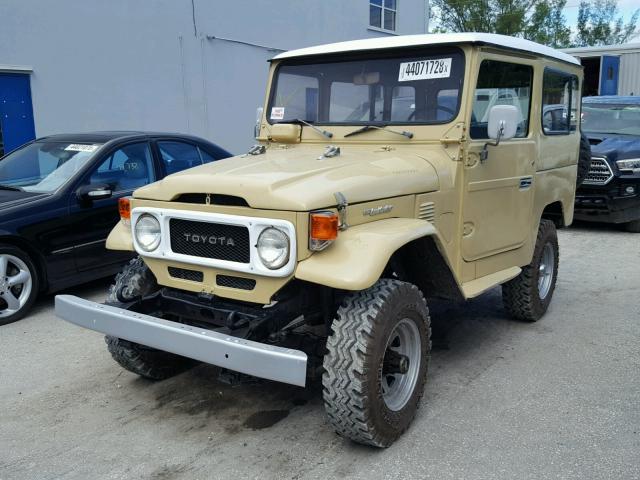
[55,295,307,387]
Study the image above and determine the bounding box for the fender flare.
[294,217,437,291]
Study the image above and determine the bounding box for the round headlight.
[134,214,161,252]
[257,227,290,270]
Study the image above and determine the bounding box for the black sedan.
[0,131,231,324]
[575,96,640,232]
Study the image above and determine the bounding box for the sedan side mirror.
[481,105,519,162]
[77,184,112,202]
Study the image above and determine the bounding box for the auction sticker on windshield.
[64,144,100,153]
[270,107,285,120]
[398,58,452,82]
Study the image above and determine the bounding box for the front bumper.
[55,295,307,387]
[574,192,640,224]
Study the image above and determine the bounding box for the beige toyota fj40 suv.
[57,33,587,447]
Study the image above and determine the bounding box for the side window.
[542,69,579,135]
[198,147,217,164]
[330,82,383,122]
[89,142,154,192]
[391,86,415,122]
[471,60,533,139]
[158,141,202,174]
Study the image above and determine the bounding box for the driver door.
[462,58,536,263]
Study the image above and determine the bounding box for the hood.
[135,145,441,210]
[591,136,640,162]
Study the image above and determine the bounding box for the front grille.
[216,275,256,290]
[583,157,613,185]
[168,266,204,282]
[169,218,250,263]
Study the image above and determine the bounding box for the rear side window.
[471,60,533,139]
[157,141,202,174]
[542,69,579,135]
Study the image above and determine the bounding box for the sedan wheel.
[0,247,38,325]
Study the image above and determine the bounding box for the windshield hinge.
[242,144,266,157]
[334,192,349,230]
[440,122,467,161]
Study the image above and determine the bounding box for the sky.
[563,0,639,34]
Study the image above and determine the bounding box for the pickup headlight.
[616,158,640,173]
[257,227,290,269]
[134,214,161,252]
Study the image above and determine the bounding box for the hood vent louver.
[418,202,436,222]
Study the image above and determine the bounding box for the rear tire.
[624,219,640,233]
[0,245,39,326]
[105,257,196,380]
[322,279,431,447]
[576,131,592,187]
[502,220,559,322]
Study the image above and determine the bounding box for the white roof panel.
[273,33,580,66]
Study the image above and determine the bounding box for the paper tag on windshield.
[398,58,452,82]
[270,107,285,120]
[65,144,99,152]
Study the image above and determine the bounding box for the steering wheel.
[407,104,456,121]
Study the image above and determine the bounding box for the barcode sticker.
[398,58,452,82]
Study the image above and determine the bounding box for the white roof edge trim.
[0,64,34,73]
[273,33,580,66]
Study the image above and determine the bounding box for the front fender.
[294,217,436,291]
[106,221,134,251]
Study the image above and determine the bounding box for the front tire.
[105,257,197,380]
[0,245,39,326]
[502,219,559,322]
[322,279,431,447]
[624,219,640,233]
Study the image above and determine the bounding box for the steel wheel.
[538,242,555,300]
[0,254,33,318]
[380,318,422,412]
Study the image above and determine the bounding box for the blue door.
[0,73,36,156]
[600,56,620,96]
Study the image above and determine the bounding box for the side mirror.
[77,184,112,202]
[487,105,519,141]
[254,106,264,139]
[481,105,519,162]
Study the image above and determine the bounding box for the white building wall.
[619,52,640,96]
[0,0,429,153]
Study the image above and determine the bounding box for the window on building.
[542,69,579,135]
[370,0,397,31]
[470,60,533,139]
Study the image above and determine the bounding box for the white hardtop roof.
[273,33,580,66]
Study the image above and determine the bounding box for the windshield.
[0,141,101,193]
[581,103,640,136]
[268,48,464,126]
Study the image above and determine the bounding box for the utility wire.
[205,35,286,53]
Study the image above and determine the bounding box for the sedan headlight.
[257,227,290,269]
[134,214,161,252]
[616,158,640,173]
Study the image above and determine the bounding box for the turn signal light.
[309,211,338,251]
[118,197,131,224]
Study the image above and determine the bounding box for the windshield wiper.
[277,118,333,139]
[0,184,24,192]
[344,125,414,139]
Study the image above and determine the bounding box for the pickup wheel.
[576,131,592,187]
[624,219,640,233]
[0,245,39,326]
[322,279,431,447]
[502,219,559,322]
[105,257,197,380]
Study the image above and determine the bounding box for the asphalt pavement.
[1,222,638,480]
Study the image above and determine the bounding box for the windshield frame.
[581,102,640,136]
[266,46,466,128]
[0,140,104,194]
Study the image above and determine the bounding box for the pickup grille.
[169,219,250,263]
[583,157,613,185]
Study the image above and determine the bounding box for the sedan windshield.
[581,103,640,136]
[0,141,101,193]
[268,48,464,126]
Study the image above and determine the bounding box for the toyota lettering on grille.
[182,233,236,247]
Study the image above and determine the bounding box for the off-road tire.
[0,245,39,326]
[624,219,640,233]
[105,257,196,380]
[502,220,559,322]
[576,131,592,187]
[322,279,431,447]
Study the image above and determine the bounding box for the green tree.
[430,0,572,47]
[574,0,639,46]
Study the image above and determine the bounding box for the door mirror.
[487,105,519,141]
[254,106,264,138]
[77,184,112,202]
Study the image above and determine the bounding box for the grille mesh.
[169,219,250,263]
[216,275,256,290]
[168,266,204,282]
[583,157,613,185]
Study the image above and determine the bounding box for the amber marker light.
[309,211,338,251]
[118,197,131,225]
